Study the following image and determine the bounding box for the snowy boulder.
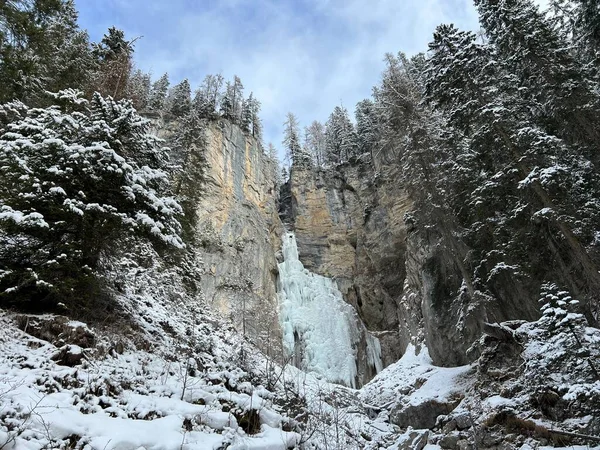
[391,399,459,430]
[16,314,95,348]
[389,429,430,450]
[52,344,84,367]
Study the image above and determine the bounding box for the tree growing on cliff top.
[283,112,311,169]
[324,105,357,165]
[304,121,326,167]
[89,26,134,100]
[167,78,192,118]
[148,73,170,112]
[193,74,224,119]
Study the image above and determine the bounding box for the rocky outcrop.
[284,162,410,367]
[177,121,284,353]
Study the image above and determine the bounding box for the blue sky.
[76,0,481,155]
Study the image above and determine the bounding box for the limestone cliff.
[170,120,284,353]
[283,157,543,369]
[161,118,539,374]
[282,162,411,367]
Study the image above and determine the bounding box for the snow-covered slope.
[0,314,300,450]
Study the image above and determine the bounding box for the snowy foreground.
[0,307,457,450]
[1,305,598,449]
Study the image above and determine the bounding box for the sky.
[75,0,482,156]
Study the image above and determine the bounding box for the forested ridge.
[282,0,600,327]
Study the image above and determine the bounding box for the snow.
[277,232,382,388]
[0,310,301,450]
[360,344,473,410]
[0,206,49,228]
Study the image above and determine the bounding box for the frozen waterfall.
[277,232,383,388]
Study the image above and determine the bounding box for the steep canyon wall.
[283,157,541,368]
[171,120,540,377]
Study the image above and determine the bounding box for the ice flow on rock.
[277,232,382,388]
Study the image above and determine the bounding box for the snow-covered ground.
[0,312,300,450]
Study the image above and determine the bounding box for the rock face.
[171,119,541,373]
[180,121,284,354]
[283,157,541,368]
[283,163,410,367]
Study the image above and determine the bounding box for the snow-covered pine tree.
[167,78,192,118]
[572,0,600,58]
[370,49,476,296]
[231,76,244,125]
[324,106,357,165]
[90,27,133,100]
[126,69,152,111]
[193,74,224,119]
[148,73,170,112]
[304,121,326,167]
[474,0,600,160]
[538,283,599,380]
[0,90,183,310]
[169,111,207,243]
[241,96,252,133]
[220,82,234,121]
[283,113,311,169]
[247,93,263,142]
[0,0,94,104]
[42,0,95,100]
[426,22,600,317]
[354,99,378,157]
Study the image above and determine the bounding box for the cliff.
[283,156,541,368]
[282,163,410,367]
[161,119,284,354]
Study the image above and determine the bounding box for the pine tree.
[220,76,244,124]
[0,0,94,104]
[241,96,252,132]
[355,99,378,156]
[192,74,224,119]
[231,76,244,124]
[170,111,207,243]
[283,113,311,169]
[148,73,169,112]
[267,143,278,161]
[572,0,600,57]
[474,0,600,155]
[89,27,133,99]
[126,69,151,111]
[43,0,95,98]
[426,22,600,316]
[304,121,326,167]
[324,106,357,164]
[0,90,183,309]
[538,283,599,379]
[220,82,234,121]
[243,93,263,142]
[167,78,192,118]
